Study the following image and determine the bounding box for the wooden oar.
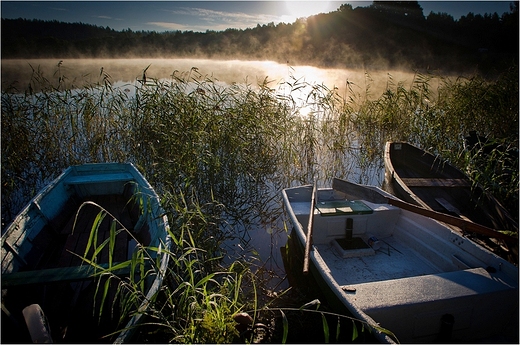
[435,197,471,222]
[303,180,317,275]
[386,197,518,243]
[331,177,517,255]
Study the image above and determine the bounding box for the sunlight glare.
[283,1,332,22]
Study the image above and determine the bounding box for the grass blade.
[280,309,288,344]
[321,313,329,343]
[109,219,116,267]
[336,316,341,342]
[351,319,358,341]
[84,210,106,260]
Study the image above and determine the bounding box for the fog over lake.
[2,58,437,98]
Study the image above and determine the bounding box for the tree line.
[2,1,518,75]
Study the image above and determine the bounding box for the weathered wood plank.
[1,262,135,288]
[64,172,134,185]
[401,178,470,188]
[113,231,129,262]
[387,197,518,243]
[332,178,389,204]
[303,181,317,275]
[57,196,133,267]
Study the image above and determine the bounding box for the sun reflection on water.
[2,58,425,99]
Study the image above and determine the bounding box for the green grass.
[75,195,394,343]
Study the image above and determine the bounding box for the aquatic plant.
[77,192,394,343]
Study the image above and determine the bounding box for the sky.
[1,1,515,32]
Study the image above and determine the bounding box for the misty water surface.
[2,58,428,98]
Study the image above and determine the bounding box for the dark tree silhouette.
[1,1,517,75]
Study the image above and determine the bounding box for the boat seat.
[2,241,28,268]
[400,178,470,188]
[345,267,518,340]
[1,261,150,288]
[64,172,134,185]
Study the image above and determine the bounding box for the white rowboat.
[282,178,518,343]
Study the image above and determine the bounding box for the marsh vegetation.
[1,61,518,342]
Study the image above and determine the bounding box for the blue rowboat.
[1,163,171,343]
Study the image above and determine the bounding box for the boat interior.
[2,174,150,274]
[1,170,157,342]
[387,142,517,232]
[284,184,518,342]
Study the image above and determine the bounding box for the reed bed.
[2,61,518,342]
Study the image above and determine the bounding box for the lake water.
[2,58,425,99]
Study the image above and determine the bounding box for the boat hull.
[383,141,518,262]
[282,179,518,343]
[1,163,171,343]
[383,141,517,232]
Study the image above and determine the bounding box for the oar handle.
[386,197,517,243]
[303,181,317,275]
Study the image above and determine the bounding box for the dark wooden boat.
[1,163,171,343]
[383,141,518,262]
